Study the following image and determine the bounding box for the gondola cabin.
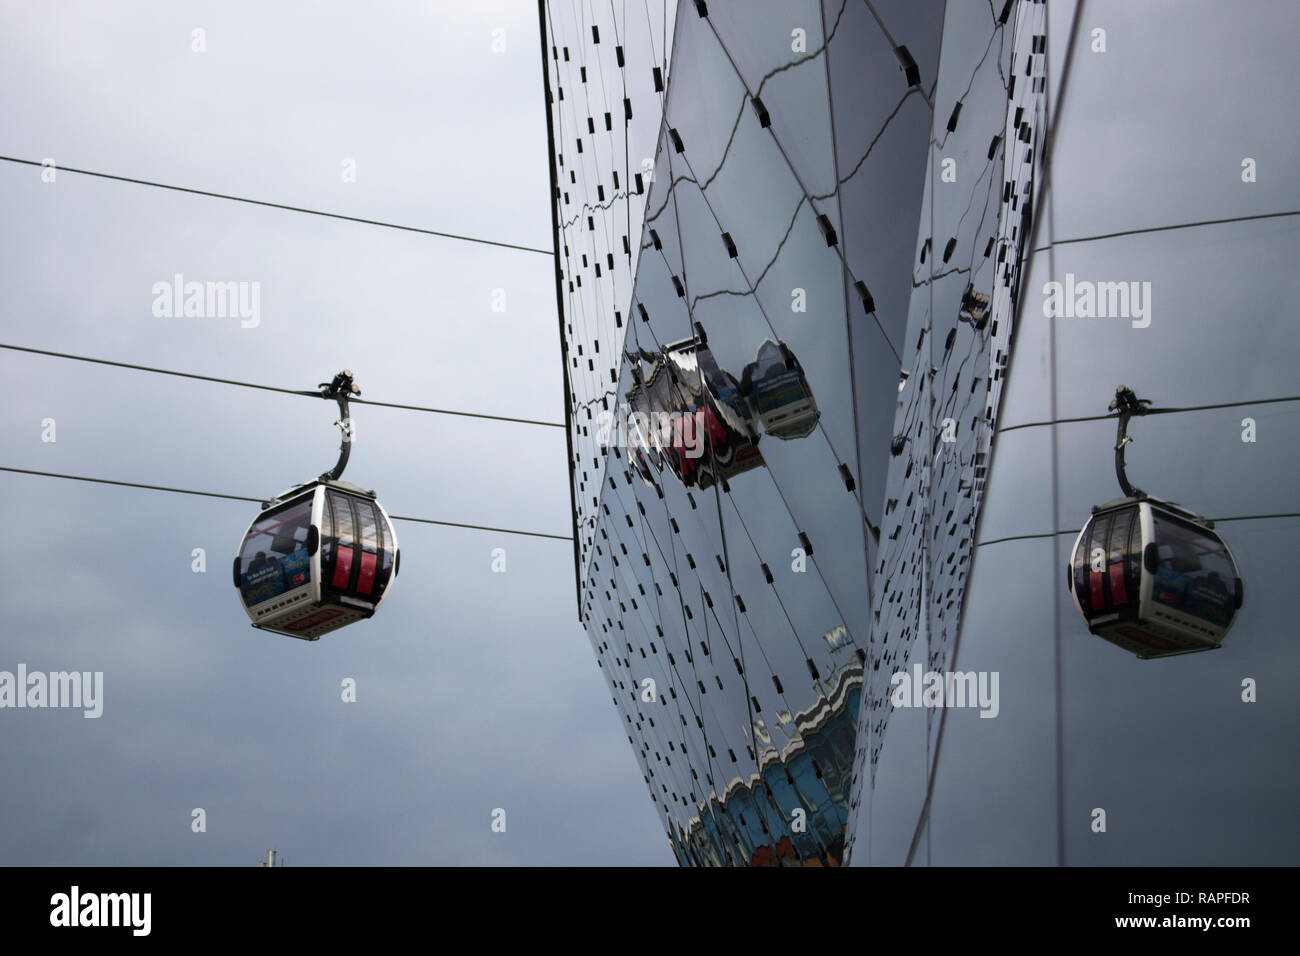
[233,479,399,640]
[630,335,763,491]
[740,339,821,440]
[1067,497,1241,659]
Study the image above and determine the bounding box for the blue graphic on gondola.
[241,546,311,605]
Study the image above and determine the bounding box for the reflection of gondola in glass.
[623,377,664,493]
[1066,387,1242,659]
[233,371,400,640]
[959,283,991,329]
[628,332,763,491]
[628,443,662,491]
[739,338,821,440]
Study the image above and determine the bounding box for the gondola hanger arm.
[1109,385,1152,499]
[318,369,360,482]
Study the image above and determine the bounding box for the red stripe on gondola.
[356,552,377,596]
[1089,571,1105,611]
[1109,562,1128,606]
[332,547,353,589]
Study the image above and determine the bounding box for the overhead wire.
[0,467,573,541]
[1033,207,1300,252]
[0,155,552,256]
[0,41,581,571]
[1,343,565,428]
[975,511,1300,549]
[997,394,1300,434]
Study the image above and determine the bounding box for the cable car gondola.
[1067,387,1242,659]
[739,338,821,440]
[959,283,991,329]
[629,331,763,491]
[624,366,665,494]
[233,371,399,640]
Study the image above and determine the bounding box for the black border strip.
[538,0,583,618]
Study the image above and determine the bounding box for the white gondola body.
[233,480,399,641]
[1067,497,1241,659]
[744,340,821,440]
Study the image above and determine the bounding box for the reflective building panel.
[544,0,1300,865]
[544,0,944,864]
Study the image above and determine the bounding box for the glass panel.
[376,509,395,595]
[356,500,379,553]
[238,497,312,606]
[326,492,356,591]
[329,494,355,546]
[1106,508,1133,607]
[320,492,334,575]
[1090,513,1113,611]
[1150,513,1236,627]
[847,0,1049,861]
[1126,508,1142,598]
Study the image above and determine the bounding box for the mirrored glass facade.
[543,0,1300,866]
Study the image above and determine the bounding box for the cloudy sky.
[0,0,671,865]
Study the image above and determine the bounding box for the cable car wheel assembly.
[232,370,400,641]
[1067,386,1243,660]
